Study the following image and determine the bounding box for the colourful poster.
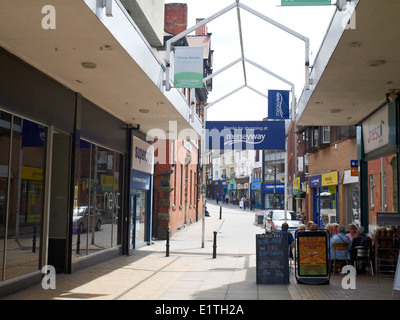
[298,236,327,276]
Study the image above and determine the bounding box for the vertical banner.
[268,90,290,120]
[174,47,204,88]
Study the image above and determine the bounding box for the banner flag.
[174,47,203,88]
[281,0,331,6]
[268,90,290,120]
[206,121,285,151]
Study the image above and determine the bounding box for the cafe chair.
[332,242,349,274]
[353,246,374,276]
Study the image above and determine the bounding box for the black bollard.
[166,229,170,257]
[76,229,81,254]
[32,225,36,253]
[213,231,217,259]
[219,205,222,220]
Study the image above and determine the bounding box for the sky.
[165,0,337,121]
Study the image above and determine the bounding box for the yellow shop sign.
[321,171,338,186]
[21,166,43,181]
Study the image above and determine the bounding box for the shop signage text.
[174,47,203,88]
[206,121,285,151]
[268,90,290,120]
[362,105,389,154]
[132,136,154,174]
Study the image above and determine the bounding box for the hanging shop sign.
[132,136,154,174]
[268,90,290,120]
[174,47,203,88]
[206,121,285,151]
[351,160,359,177]
[281,0,331,6]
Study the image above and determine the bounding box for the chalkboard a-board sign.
[256,233,289,285]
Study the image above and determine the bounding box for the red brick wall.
[153,139,203,239]
[164,3,187,35]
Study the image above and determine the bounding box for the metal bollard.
[219,205,222,220]
[213,231,217,259]
[32,225,36,253]
[76,229,81,254]
[166,229,170,257]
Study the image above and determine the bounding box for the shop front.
[227,178,237,204]
[358,102,399,233]
[251,182,262,208]
[262,183,284,209]
[0,46,128,294]
[129,137,153,250]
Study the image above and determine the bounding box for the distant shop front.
[262,183,284,209]
[309,171,339,228]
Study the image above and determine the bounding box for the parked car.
[263,209,300,233]
[73,206,102,234]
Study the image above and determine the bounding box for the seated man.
[271,221,295,260]
[351,226,372,272]
[330,225,352,274]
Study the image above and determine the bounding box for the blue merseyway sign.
[268,90,290,120]
[206,121,285,151]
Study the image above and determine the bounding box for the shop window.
[72,140,123,262]
[322,126,330,144]
[0,114,47,281]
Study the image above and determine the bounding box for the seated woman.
[330,225,352,274]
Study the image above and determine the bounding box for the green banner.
[281,0,331,6]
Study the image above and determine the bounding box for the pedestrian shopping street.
[4,202,398,301]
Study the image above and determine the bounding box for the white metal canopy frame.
[164,0,311,247]
[164,0,311,97]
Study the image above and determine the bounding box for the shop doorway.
[129,189,148,249]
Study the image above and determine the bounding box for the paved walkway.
[2,202,399,301]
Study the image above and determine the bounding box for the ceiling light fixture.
[368,60,386,67]
[81,62,97,69]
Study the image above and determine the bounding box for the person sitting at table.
[350,226,372,272]
[330,225,352,274]
[347,223,357,241]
